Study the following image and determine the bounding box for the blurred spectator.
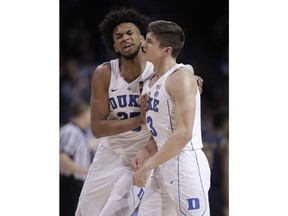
[60,99,93,216]
[202,110,229,216]
[60,58,91,125]
[60,1,229,126]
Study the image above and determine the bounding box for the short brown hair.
[147,20,185,58]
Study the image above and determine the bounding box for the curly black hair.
[99,7,150,53]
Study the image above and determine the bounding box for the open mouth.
[123,44,132,51]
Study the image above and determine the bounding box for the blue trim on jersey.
[192,146,208,216]
[131,186,143,212]
[131,186,137,208]
[167,100,174,133]
[177,154,186,215]
[177,155,189,216]
[177,142,208,216]
[190,138,195,151]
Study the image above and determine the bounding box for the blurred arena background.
[60,0,229,215]
[60,0,228,126]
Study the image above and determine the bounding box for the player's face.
[142,32,164,64]
[113,22,144,60]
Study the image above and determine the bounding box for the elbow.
[92,127,104,139]
[91,123,105,138]
[180,130,192,144]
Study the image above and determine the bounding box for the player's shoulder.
[146,61,154,70]
[141,61,155,82]
[183,64,194,73]
[95,61,111,73]
[92,61,112,82]
[170,65,194,81]
[166,64,197,92]
[178,64,194,74]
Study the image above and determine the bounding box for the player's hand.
[131,148,150,172]
[195,75,204,94]
[139,93,149,124]
[132,165,151,187]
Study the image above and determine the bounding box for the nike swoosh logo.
[111,89,118,92]
[170,180,174,184]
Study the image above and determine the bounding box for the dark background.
[60,0,229,126]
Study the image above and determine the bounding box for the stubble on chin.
[120,44,142,60]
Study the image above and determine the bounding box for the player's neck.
[119,58,147,82]
[154,59,177,79]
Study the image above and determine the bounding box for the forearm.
[139,137,157,160]
[144,136,158,158]
[91,116,143,138]
[131,136,157,171]
[143,132,189,170]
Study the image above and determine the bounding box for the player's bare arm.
[131,136,157,172]
[90,62,146,138]
[133,68,197,187]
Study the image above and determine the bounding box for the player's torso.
[143,63,203,150]
[100,59,154,155]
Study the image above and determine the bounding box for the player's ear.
[163,47,172,55]
[140,35,145,43]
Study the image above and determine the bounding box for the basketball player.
[132,20,211,215]
[75,8,204,216]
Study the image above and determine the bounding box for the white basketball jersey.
[100,59,154,155]
[143,63,203,150]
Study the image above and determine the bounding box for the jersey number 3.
[147,116,158,136]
